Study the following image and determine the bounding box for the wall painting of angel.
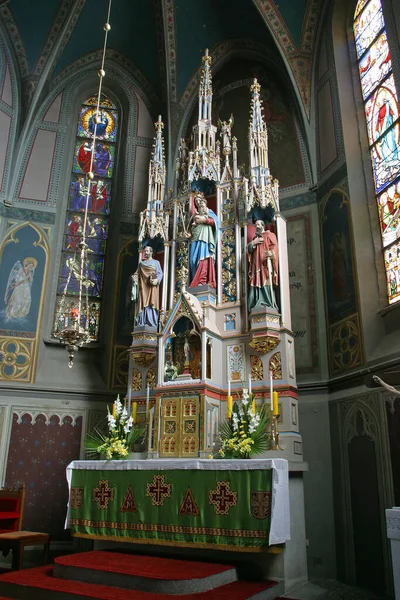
[0,223,49,382]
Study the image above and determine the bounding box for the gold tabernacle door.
[159,395,199,458]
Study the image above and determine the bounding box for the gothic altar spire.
[139,115,167,242]
[198,48,213,123]
[188,50,220,181]
[247,79,279,212]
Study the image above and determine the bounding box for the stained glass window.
[354,0,400,304]
[54,94,118,339]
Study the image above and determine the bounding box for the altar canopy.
[66,459,290,550]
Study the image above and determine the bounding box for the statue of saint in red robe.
[247,220,279,311]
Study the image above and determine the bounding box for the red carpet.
[55,550,235,579]
[0,565,278,599]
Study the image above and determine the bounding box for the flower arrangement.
[217,388,270,459]
[85,396,145,460]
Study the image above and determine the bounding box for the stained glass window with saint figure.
[55,94,118,340]
[354,0,400,304]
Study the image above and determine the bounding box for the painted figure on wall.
[4,258,37,320]
[322,190,357,322]
[247,220,279,311]
[131,246,163,328]
[330,232,351,303]
[186,192,219,288]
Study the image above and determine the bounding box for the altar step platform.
[0,550,302,599]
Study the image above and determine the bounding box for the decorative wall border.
[0,31,19,205]
[13,409,82,426]
[0,4,29,78]
[287,212,319,373]
[253,0,324,117]
[162,0,177,103]
[315,2,345,182]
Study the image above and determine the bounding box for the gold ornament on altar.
[132,368,142,392]
[131,352,155,367]
[269,352,282,380]
[250,355,264,381]
[146,366,156,389]
[249,334,280,354]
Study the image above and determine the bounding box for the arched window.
[353,0,400,304]
[54,94,118,340]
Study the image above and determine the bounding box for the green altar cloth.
[66,459,289,551]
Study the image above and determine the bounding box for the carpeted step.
[53,550,237,593]
[0,565,279,600]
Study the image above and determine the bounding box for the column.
[276,212,292,331]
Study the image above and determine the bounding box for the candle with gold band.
[112,401,116,418]
[131,401,138,423]
[227,395,233,418]
[273,391,279,416]
[252,398,256,414]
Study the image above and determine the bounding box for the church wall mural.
[0,222,49,383]
[287,213,319,373]
[320,185,364,375]
[4,411,83,540]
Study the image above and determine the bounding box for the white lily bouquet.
[217,388,270,459]
[85,396,145,460]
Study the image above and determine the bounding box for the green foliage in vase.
[85,396,145,460]
[217,390,271,459]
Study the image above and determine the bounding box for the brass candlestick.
[270,413,283,451]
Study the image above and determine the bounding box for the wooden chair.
[0,484,50,570]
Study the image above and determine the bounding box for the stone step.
[53,550,238,593]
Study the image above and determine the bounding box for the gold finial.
[251,78,261,94]
[154,115,164,132]
[202,48,212,67]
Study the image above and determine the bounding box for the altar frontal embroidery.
[93,480,115,509]
[250,491,271,519]
[146,474,172,506]
[179,487,200,516]
[70,487,84,510]
[209,481,237,515]
[120,485,138,512]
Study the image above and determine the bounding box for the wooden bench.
[0,485,50,570]
[0,530,50,570]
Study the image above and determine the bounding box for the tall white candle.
[248,375,252,394]
[146,384,150,419]
[228,379,231,396]
[270,371,273,410]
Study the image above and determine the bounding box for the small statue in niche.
[247,219,279,311]
[179,138,187,165]
[218,115,234,154]
[185,192,219,288]
[165,360,179,381]
[131,246,163,327]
